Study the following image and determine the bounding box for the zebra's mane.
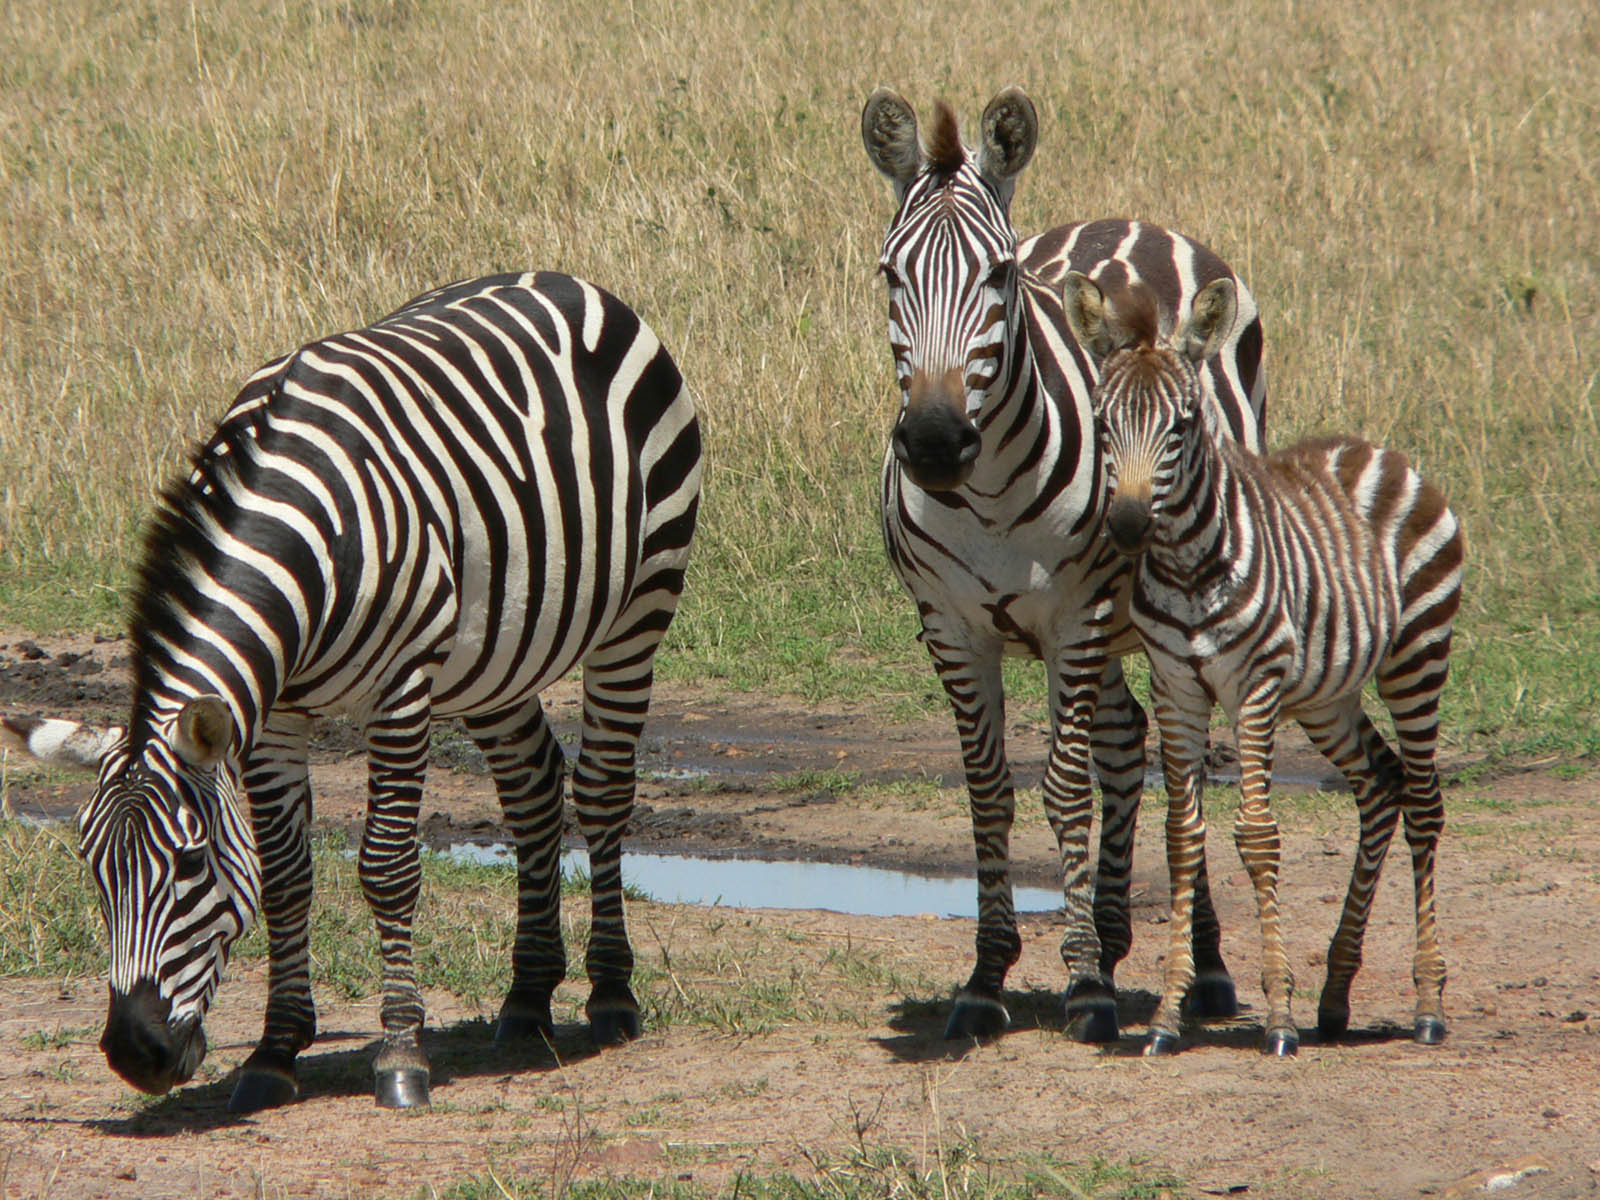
[924,100,965,177]
[1112,282,1162,351]
[1098,281,1170,390]
[126,400,271,744]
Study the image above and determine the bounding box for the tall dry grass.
[2,0,1595,753]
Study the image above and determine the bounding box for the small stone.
[1541,1107,1561,1119]
[1531,976,1548,987]
[112,1165,138,1181]
[1564,1010,1588,1022]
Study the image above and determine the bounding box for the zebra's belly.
[1141,596,1393,724]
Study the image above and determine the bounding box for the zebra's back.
[195,272,700,722]
[1023,219,1266,450]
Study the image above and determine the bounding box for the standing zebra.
[861,87,1266,1040]
[1063,271,1463,1056]
[1,272,701,1110]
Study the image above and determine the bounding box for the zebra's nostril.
[890,424,913,465]
[956,423,981,464]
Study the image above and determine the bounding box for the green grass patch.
[0,819,104,977]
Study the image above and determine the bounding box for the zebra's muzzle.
[891,404,980,492]
[100,979,208,1095]
[1106,496,1154,556]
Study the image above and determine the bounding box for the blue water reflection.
[440,844,1062,919]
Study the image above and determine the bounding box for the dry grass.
[2,0,1596,753]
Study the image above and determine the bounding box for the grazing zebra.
[860,86,1267,1040]
[1,272,701,1110]
[1063,270,1464,1056]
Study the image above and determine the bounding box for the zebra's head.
[1061,272,1238,556]
[862,87,1037,492]
[2,697,261,1095]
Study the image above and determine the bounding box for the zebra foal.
[1062,272,1464,1056]
[2,272,701,1110]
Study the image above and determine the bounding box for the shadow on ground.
[877,984,1419,1062]
[74,1017,604,1136]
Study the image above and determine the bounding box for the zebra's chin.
[100,980,209,1095]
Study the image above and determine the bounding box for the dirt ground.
[1,632,1597,1200]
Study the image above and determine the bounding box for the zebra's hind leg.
[1043,637,1119,1044]
[463,700,568,1044]
[230,712,317,1114]
[1378,652,1452,1045]
[1298,705,1403,1042]
[360,690,435,1108]
[572,654,659,1046]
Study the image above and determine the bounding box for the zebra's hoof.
[1316,1004,1350,1040]
[944,993,1009,1040]
[375,1067,431,1109]
[588,1006,641,1047]
[586,982,642,1046]
[1063,980,1119,1044]
[1263,1028,1300,1057]
[1186,974,1239,1020]
[495,1003,555,1044]
[227,1067,298,1114]
[1143,1030,1180,1057]
[1413,1015,1447,1045]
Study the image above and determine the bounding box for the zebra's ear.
[862,88,922,200]
[977,87,1037,203]
[172,697,236,769]
[1185,278,1238,362]
[1061,271,1118,360]
[1,714,123,769]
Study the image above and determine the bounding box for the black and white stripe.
[3,272,700,1109]
[861,88,1266,1041]
[1066,271,1463,1056]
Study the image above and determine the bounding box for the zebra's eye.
[175,843,208,877]
[879,263,901,289]
[985,261,1014,291]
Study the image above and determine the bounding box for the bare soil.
[1,632,1597,1199]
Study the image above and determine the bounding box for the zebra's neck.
[128,589,302,759]
[126,425,313,757]
[1140,430,1241,594]
[959,281,1052,500]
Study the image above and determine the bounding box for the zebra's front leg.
[464,701,568,1043]
[1091,660,1236,1019]
[1143,692,1211,1056]
[361,702,434,1108]
[927,638,1020,1039]
[230,712,317,1114]
[1043,640,1118,1043]
[1235,686,1297,1057]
